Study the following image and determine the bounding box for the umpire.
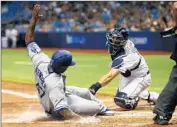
[153,2,177,125]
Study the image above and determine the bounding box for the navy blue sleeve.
[111,58,123,69]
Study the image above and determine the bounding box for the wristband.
[94,82,102,92]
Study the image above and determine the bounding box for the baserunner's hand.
[25,4,43,43]
[32,4,43,21]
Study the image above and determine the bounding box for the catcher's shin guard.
[114,92,139,110]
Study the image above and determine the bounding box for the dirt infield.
[2,81,177,127]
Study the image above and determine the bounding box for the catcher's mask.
[106,27,128,47]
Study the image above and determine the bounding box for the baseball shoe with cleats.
[147,94,155,105]
[147,92,159,105]
[98,108,114,116]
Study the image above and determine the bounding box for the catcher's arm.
[98,69,119,86]
[25,4,42,44]
[89,69,119,95]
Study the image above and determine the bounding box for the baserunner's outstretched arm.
[25,4,41,44]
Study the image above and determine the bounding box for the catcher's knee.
[114,92,139,110]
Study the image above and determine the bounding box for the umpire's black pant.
[153,64,177,120]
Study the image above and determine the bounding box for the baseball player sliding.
[89,27,159,110]
[25,4,114,120]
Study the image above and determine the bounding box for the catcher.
[89,27,159,110]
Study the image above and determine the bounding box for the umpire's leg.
[153,65,177,124]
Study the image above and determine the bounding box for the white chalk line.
[14,61,98,67]
[2,89,38,99]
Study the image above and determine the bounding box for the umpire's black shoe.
[153,114,170,125]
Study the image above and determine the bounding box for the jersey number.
[36,83,45,98]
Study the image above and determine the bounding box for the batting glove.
[89,82,102,95]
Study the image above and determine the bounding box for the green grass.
[2,49,174,95]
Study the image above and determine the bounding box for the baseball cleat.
[147,92,159,105]
[98,108,115,116]
[147,97,156,105]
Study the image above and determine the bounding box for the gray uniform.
[112,40,157,100]
[27,41,107,118]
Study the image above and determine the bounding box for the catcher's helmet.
[106,27,128,47]
[50,50,75,74]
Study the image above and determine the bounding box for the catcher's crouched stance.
[25,4,114,120]
[89,27,159,110]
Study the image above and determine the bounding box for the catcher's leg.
[114,73,151,110]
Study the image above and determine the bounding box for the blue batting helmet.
[106,27,128,47]
[50,50,75,74]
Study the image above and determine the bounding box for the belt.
[130,58,150,75]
